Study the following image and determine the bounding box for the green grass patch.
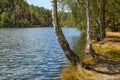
[106,49,120,60]
[61,66,97,80]
[93,44,120,60]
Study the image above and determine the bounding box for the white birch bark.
[85,0,92,54]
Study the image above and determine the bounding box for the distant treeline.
[0,0,53,27]
[0,0,75,27]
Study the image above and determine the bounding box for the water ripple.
[0,28,80,80]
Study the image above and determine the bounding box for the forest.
[1,0,119,32]
[58,0,120,32]
[0,0,75,27]
[0,0,52,27]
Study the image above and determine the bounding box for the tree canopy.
[0,0,52,27]
[0,0,76,28]
[58,0,120,32]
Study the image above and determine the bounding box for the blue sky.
[26,0,51,9]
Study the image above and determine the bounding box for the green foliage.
[58,0,86,30]
[58,12,76,27]
[58,0,120,32]
[106,0,120,32]
[0,0,75,27]
[0,0,52,27]
[1,0,120,30]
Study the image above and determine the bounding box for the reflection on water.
[0,28,81,80]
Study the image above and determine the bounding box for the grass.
[106,49,120,59]
[92,31,120,60]
[61,66,96,80]
[92,44,120,60]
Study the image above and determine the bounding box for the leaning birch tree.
[51,0,81,67]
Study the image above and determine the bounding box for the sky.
[26,0,51,9]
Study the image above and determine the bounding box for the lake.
[0,28,81,80]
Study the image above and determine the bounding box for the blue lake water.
[0,28,81,80]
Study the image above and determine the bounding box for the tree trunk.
[102,0,106,38]
[85,0,92,54]
[85,0,98,59]
[99,0,106,40]
[51,0,81,66]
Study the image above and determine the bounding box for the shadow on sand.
[84,56,120,75]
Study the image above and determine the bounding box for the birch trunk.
[51,0,81,66]
[84,0,98,59]
[85,0,92,54]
